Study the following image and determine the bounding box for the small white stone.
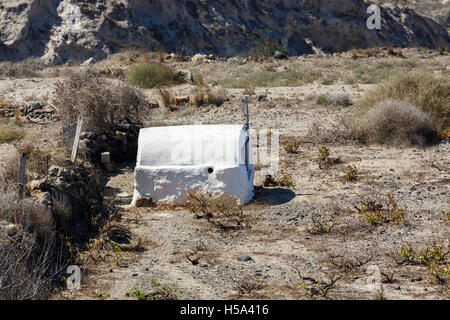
[101,152,110,164]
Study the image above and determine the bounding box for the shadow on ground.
[252,186,296,205]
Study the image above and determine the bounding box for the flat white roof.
[137,125,248,167]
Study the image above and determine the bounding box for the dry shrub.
[437,43,445,55]
[235,276,264,295]
[0,147,20,192]
[250,48,260,62]
[243,85,256,95]
[190,86,227,107]
[126,51,140,62]
[308,215,334,235]
[0,59,45,78]
[51,195,73,232]
[316,95,329,106]
[0,192,54,241]
[356,194,406,226]
[157,50,166,63]
[350,100,436,145]
[328,93,352,107]
[263,161,295,189]
[194,73,205,86]
[158,87,172,108]
[191,87,205,107]
[0,191,56,300]
[205,87,227,106]
[126,63,179,88]
[18,144,52,177]
[0,144,67,195]
[0,142,67,193]
[315,93,351,107]
[283,139,301,154]
[358,72,449,129]
[53,72,151,134]
[187,193,246,230]
[0,232,55,300]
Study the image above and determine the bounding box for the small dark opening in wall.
[207,167,214,174]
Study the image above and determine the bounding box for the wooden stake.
[18,152,27,201]
[71,115,83,163]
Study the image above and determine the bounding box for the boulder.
[135,197,154,208]
[273,51,288,59]
[174,96,190,106]
[81,57,94,66]
[176,70,194,83]
[192,54,207,62]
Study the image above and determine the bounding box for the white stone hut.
[131,124,254,205]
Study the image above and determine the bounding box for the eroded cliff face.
[0,0,448,64]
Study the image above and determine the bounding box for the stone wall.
[28,162,105,241]
[78,123,141,165]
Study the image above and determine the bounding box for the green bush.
[127,63,179,88]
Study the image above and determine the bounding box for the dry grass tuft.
[0,125,25,144]
[190,86,227,107]
[158,87,172,108]
[194,73,205,86]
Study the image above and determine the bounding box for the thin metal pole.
[245,96,249,130]
[244,96,250,173]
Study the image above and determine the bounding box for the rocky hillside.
[374,0,450,26]
[0,0,449,64]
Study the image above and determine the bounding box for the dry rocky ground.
[1,50,449,300]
